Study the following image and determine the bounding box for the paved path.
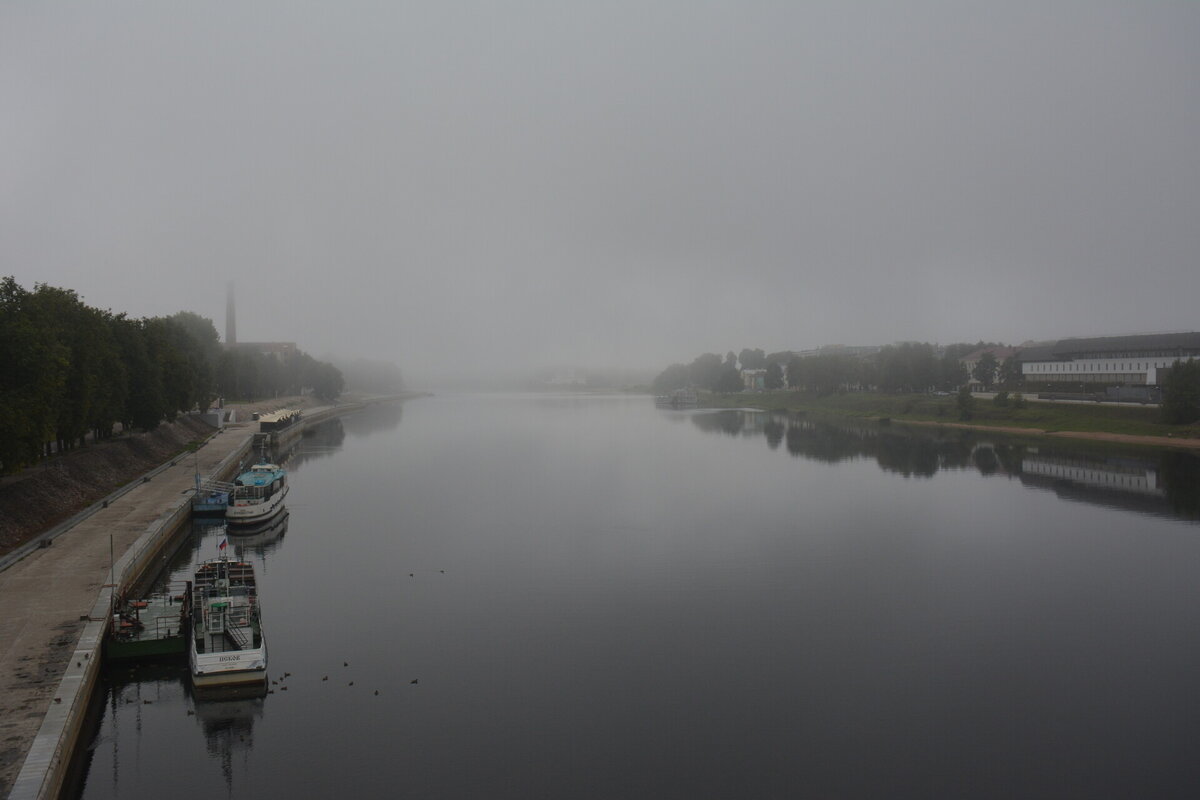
[0,420,257,797]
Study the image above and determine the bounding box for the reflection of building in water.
[1022,455,1163,496]
[1019,453,1175,517]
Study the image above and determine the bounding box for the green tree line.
[0,277,343,473]
[654,342,982,396]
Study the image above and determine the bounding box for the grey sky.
[3,2,1198,384]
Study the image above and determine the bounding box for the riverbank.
[697,391,1200,449]
[0,394,387,559]
[0,393,417,797]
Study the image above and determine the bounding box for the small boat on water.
[105,585,190,661]
[654,388,699,408]
[226,460,288,527]
[192,471,234,517]
[189,552,267,689]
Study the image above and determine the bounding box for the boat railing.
[224,622,250,650]
[113,608,181,640]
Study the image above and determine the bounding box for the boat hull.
[226,485,289,526]
[190,645,268,687]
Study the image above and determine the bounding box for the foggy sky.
[3,2,1198,385]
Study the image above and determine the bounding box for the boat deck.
[106,589,189,660]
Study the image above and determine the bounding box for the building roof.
[1018,332,1200,362]
[961,346,1018,363]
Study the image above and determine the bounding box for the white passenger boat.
[226,461,288,526]
[189,553,267,688]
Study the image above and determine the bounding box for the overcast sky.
[3,1,1198,384]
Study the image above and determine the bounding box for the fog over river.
[71,396,1200,799]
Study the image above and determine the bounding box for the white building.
[1019,333,1200,386]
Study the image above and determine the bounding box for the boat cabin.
[232,464,286,506]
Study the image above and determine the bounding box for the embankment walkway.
[0,399,376,798]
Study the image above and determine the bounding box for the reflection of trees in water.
[973,446,1000,475]
[763,418,785,450]
[688,410,1200,521]
[342,401,404,438]
[685,409,1200,523]
[1159,451,1200,520]
[690,410,747,437]
[290,419,346,469]
[784,419,867,464]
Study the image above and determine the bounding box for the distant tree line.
[0,277,344,473]
[654,342,998,396]
[1161,359,1200,424]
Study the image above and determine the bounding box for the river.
[69,394,1200,798]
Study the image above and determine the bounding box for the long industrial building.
[1019,332,1200,386]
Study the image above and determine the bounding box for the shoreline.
[890,417,1200,449]
[693,393,1200,451]
[0,393,416,798]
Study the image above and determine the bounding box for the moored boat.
[192,472,234,517]
[654,388,699,408]
[226,460,288,526]
[189,553,267,688]
[105,586,190,661]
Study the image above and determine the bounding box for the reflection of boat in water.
[654,388,698,408]
[226,461,288,526]
[229,511,289,554]
[189,556,267,689]
[105,584,190,661]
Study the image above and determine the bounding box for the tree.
[1161,359,1200,424]
[114,316,166,431]
[972,352,998,390]
[688,353,724,391]
[999,356,1023,388]
[311,362,345,401]
[957,385,975,420]
[738,348,766,370]
[715,364,744,393]
[936,353,967,391]
[786,355,805,390]
[876,343,937,393]
[764,361,784,390]
[653,363,690,395]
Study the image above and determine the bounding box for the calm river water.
[70,395,1200,798]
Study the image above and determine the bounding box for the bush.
[956,386,975,420]
[1162,360,1200,424]
[1011,392,1026,409]
[993,391,1009,408]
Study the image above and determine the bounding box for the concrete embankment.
[0,396,407,799]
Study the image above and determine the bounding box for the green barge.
[104,586,190,662]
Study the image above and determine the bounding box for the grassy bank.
[700,390,1200,442]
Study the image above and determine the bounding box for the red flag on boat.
[218,538,227,551]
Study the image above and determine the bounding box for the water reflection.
[690,409,1200,521]
[70,396,1200,799]
[341,400,404,438]
[193,689,264,793]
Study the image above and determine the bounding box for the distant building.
[225,282,237,346]
[741,369,766,391]
[236,342,299,361]
[961,346,1019,388]
[545,367,586,387]
[1018,332,1200,386]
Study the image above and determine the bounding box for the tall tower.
[225,282,237,347]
